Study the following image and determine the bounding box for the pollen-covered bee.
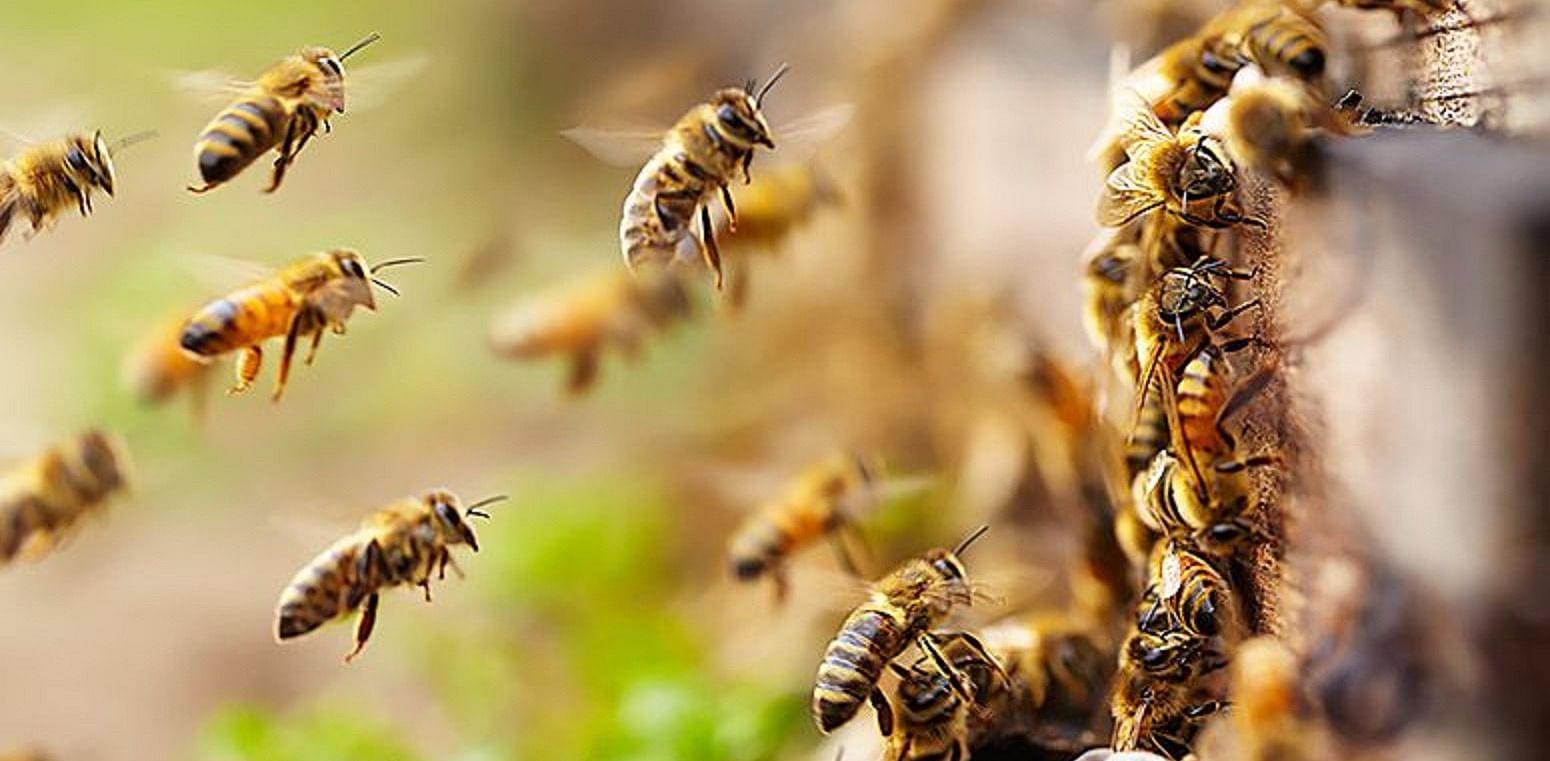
[487,268,690,395]
[812,526,994,734]
[0,130,153,246]
[1099,97,1255,230]
[179,249,420,402]
[123,312,216,422]
[612,65,791,288]
[274,489,505,661]
[188,33,379,194]
[727,453,879,602]
[0,430,131,566]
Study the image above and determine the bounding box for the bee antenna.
[370,278,401,296]
[370,256,426,274]
[111,130,158,153]
[340,32,382,61]
[952,524,991,557]
[755,62,791,105]
[464,494,508,519]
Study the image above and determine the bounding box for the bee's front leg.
[229,346,262,395]
[274,316,304,402]
[304,329,325,366]
[699,206,724,290]
[343,592,379,663]
[264,118,299,194]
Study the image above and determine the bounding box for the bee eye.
[716,104,755,138]
[932,559,962,580]
[66,150,88,170]
[345,260,366,279]
[322,57,343,77]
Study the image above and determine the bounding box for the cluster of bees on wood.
[0,1,1496,759]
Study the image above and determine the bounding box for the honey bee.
[123,312,216,422]
[1110,627,1229,755]
[0,130,153,246]
[179,249,421,402]
[812,526,994,734]
[879,635,990,761]
[487,268,691,395]
[188,33,380,194]
[1136,537,1243,640]
[980,613,1115,750]
[1206,71,1320,186]
[727,453,879,602]
[1099,98,1255,230]
[0,430,131,566]
[612,65,792,288]
[1203,1,1328,83]
[274,490,505,661]
[1318,0,1460,20]
[1081,225,1144,362]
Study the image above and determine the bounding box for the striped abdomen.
[620,153,712,270]
[275,537,373,640]
[1127,376,1170,479]
[728,500,831,579]
[1240,10,1326,80]
[180,282,299,357]
[1154,39,1236,124]
[194,94,289,186]
[813,605,908,732]
[1176,350,1229,460]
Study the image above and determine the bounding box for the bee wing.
[0,103,96,152]
[768,104,855,159]
[172,68,256,103]
[1116,89,1174,156]
[1098,162,1165,227]
[342,54,431,113]
[174,252,277,293]
[1158,542,1183,599]
[560,123,667,167]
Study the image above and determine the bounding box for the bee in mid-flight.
[1099,96,1255,230]
[274,489,505,661]
[179,249,420,402]
[188,33,380,194]
[616,65,789,288]
[0,130,153,246]
[123,312,217,423]
[0,430,130,566]
[727,453,879,602]
[487,269,690,395]
[812,526,995,734]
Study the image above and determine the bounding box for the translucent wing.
[1115,88,1174,156]
[560,123,667,167]
[172,68,255,103]
[1097,161,1165,227]
[769,104,855,159]
[343,54,431,113]
[174,252,276,293]
[1158,541,1183,599]
[0,104,94,152]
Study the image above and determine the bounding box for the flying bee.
[1136,537,1243,640]
[880,631,1010,761]
[488,268,690,395]
[0,430,130,566]
[1099,96,1256,230]
[179,249,421,402]
[812,526,996,734]
[0,130,154,246]
[123,312,216,423]
[727,453,880,602]
[274,489,506,661]
[187,33,380,194]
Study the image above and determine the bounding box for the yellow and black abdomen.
[194,94,289,187]
[813,605,907,732]
[275,537,371,640]
[180,283,298,358]
[1242,10,1326,80]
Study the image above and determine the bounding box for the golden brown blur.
[2,1,1549,761]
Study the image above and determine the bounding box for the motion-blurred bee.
[179,249,420,402]
[812,526,994,734]
[1203,0,1328,84]
[1203,70,1321,186]
[1099,99,1254,230]
[487,268,691,395]
[1219,636,1324,761]
[0,430,130,566]
[1081,225,1143,363]
[727,453,879,602]
[123,312,216,423]
[188,33,380,194]
[1137,538,1243,640]
[0,130,153,246]
[614,65,790,288]
[274,489,505,661]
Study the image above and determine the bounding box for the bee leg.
[186,182,219,194]
[770,567,789,606]
[919,634,980,714]
[442,550,466,580]
[566,350,599,395]
[304,329,325,366]
[1207,298,1263,331]
[741,152,753,184]
[264,118,299,194]
[868,686,894,736]
[343,592,379,663]
[944,630,1012,689]
[419,579,433,603]
[719,184,737,232]
[228,347,262,396]
[273,315,307,403]
[699,206,724,290]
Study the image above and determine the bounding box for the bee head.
[302,47,349,113]
[712,90,774,150]
[1156,267,1223,324]
[427,490,505,552]
[1177,139,1235,200]
[329,249,377,311]
[66,132,116,196]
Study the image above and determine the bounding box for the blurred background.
[0,0,1544,760]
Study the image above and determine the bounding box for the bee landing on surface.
[811,526,1003,735]
[188,32,380,194]
[274,490,506,662]
[0,130,155,247]
[617,64,790,289]
[178,250,422,402]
